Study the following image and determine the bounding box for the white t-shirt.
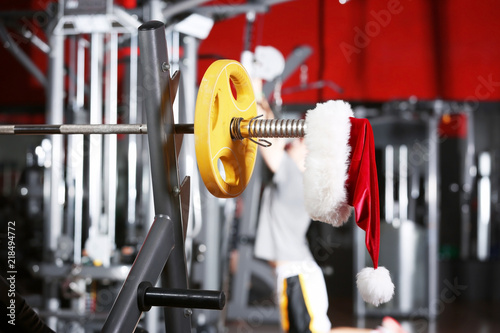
[254,153,314,262]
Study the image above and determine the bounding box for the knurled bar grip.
[0,119,306,139]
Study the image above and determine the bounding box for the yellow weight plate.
[195,60,257,198]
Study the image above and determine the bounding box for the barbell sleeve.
[231,117,306,140]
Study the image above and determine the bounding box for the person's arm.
[256,93,286,173]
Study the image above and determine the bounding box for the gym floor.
[225,298,500,332]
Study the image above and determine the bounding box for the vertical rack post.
[44,27,65,330]
[138,20,192,332]
[427,105,441,320]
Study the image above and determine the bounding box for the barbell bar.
[0,117,304,199]
[0,60,304,198]
[0,124,149,135]
[0,119,304,138]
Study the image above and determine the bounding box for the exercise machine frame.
[101,21,224,333]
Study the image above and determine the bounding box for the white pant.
[275,261,331,333]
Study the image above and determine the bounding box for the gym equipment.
[0,64,305,199]
[0,119,303,199]
[0,20,306,332]
[194,59,258,198]
[0,124,150,135]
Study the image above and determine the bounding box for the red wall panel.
[438,0,500,101]
[198,0,322,104]
[198,0,500,104]
[2,0,500,108]
[360,0,438,101]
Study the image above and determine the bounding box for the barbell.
[0,60,305,198]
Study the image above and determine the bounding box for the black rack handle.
[137,282,226,312]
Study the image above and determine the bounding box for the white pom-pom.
[356,267,394,306]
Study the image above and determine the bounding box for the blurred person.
[253,95,330,332]
[252,82,405,333]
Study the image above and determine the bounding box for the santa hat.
[303,100,394,307]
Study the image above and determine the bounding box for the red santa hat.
[303,100,394,307]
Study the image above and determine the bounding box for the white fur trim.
[356,267,395,306]
[303,100,353,226]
